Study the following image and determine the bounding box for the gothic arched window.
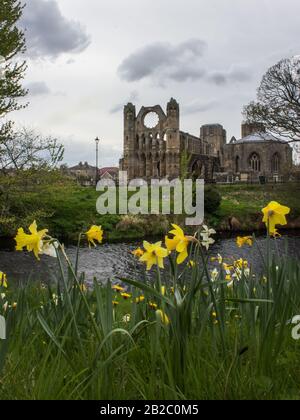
[249,153,261,172]
[271,153,280,173]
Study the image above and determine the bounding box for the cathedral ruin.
[119,98,293,182]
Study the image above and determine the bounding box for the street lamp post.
[95,137,100,186]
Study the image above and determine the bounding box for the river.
[0,233,300,287]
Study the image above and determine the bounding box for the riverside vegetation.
[1,171,300,243]
[1,201,300,400]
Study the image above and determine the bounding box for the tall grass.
[1,233,300,400]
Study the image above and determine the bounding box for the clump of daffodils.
[15,222,104,260]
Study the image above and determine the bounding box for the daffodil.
[112,284,125,293]
[85,225,103,247]
[139,241,168,270]
[166,224,192,265]
[236,236,253,248]
[135,295,145,303]
[123,314,131,323]
[0,272,7,288]
[149,302,158,310]
[200,225,216,251]
[234,259,248,269]
[132,248,144,258]
[15,221,48,260]
[210,268,219,281]
[156,309,170,325]
[188,260,195,268]
[121,292,131,300]
[262,201,290,236]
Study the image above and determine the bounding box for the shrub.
[204,185,222,214]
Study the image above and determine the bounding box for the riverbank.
[1,180,300,242]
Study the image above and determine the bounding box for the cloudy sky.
[11,0,300,167]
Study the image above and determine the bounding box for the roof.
[69,162,96,170]
[99,167,119,176]
[235,132,288,144]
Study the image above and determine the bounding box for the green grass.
[1,230,300,400]
[209,183,300,231]
[2,171,300,242]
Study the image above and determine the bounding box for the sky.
[10,0,300,167]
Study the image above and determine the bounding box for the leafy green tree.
[0,0,27,139]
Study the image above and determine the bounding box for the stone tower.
[122,102,136,180]
[200,124,226,161]
[241,122,265,138]
[166,98,180,179]
[120,98,181,180]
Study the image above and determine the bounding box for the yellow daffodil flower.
[262,201,290,236]
[166,224,192,265]
[156,309,170,325]
[149,302,158,310]
[234,259,248,269]
[236,236,253,248]
[0,272,7,288]
[139,241,168,271]
[188,260,196,268]
[112,284,125,293]
[135,295,145,303]
[132,248,144,258]
[15,221,48,260]
[121,292,131,300]
[85,225,103,247]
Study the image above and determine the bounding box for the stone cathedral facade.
[119,98,293,182]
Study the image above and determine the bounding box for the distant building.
[119,98,293,183]
[99,167,119,182]
[223,124,293,182]
[68,161,96,186]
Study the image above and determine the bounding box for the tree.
[0,0,27,138]
[243,57,300,143]
[0,127,64,172]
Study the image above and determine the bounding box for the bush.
[204,185,222,214]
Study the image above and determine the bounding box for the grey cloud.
[26,81,51,96]
[209,65,251,85]
[21,0,91,59]
[110,91,139,114]
[183,99,219,115]
[118,39,207,85]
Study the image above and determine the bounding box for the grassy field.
[1,173,300,243]
[46,182,300,239]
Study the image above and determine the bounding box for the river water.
[1,233,300,287]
